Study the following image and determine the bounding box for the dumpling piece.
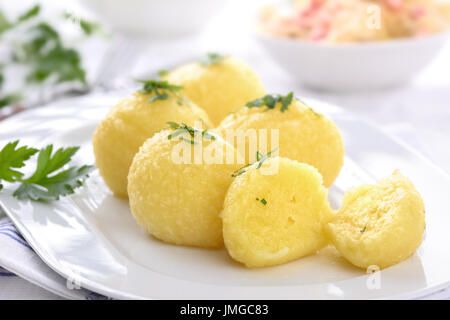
[222,157,333,268]
[218,94,344,188]
[127,123,239,248]
[165,54,265,125]
[325,171,425,270]
[92,81,212,198]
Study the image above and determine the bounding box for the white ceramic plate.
[1,93,450,299]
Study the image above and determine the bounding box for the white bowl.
[78,0,227,37]
[256,31,450,91]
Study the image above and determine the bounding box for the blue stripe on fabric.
[0,267,16,277]
[0,231,32,250]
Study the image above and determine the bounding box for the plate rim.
[1,93,450,300]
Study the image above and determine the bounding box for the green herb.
[166,122,215,145]
[157,69,169,77]
[17,4,40,23]
[255,197,267,205]
[200,52,227,67]
[231,149,278,177]
[361,226,367,233]
[0,10,12,35]
[13,144,95,201]
[0,141,38,190]
[79,18,100,36]
[0,4,97,108]
[11,22,86,84]
[246,92,295,112]
[309,107,322,118]
[0,141,94,200]
[63,12,101,36]
[0,92,22,109]
[137,79,187,105]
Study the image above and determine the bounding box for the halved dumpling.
[222,157,333,268]
[325,171,425,269]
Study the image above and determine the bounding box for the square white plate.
[1,92,449,299]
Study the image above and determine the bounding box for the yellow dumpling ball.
[325,170,425,270]
[218,95,344,188]
[93,85,212,198]
[127,124,239,248]
[165,54,266,125]
[222,157,333,268]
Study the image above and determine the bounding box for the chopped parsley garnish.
[360,226,367,233]
[231,149,278,177]
[246,92,295,112]
[0,140,94,201]
[137,79,187,105]
[308,107,322,118]
[200,53,227,67]
[255,198,267,205]
[166,122,216,145]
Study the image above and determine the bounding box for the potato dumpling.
[93,90,212,198]
[218,96,344,188]
[165,55,265,125]
[222,157,333,268]
[127,125,239,248]
[325,171,425,270]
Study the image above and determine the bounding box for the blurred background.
[0,0,449,173]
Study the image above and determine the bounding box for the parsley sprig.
[166,122,215,145]
[0,141,94,201]
[246,92,295,112]
[0,4,100,109]
[0,141,38,190]
[231,149,278,177]
[137,79,188,105]
[200,53,227,67]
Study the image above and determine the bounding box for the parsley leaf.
[200,53,227,67]
[0,9,11,35]
[246,92,295,112]
[137,79,187,105]
[12,145,94,201]
[166,122,215,145]
[0,92,22,109]
[0,141,38,189]
[17,4,40,23]
[63,12,101,36]
[20,23,86,84]
[231,149,278,177]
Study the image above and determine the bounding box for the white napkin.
[0,213,110,300]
